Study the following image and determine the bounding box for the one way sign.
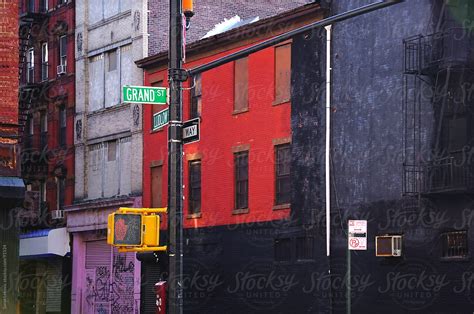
[182,118,200,144]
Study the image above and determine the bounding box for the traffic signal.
[107,207,167,252]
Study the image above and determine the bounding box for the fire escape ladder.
[433,67,451,155]
[18,23,33,143]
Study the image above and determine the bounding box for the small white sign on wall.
[348,220,367,250]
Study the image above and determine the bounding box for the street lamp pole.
[168,0,185,313]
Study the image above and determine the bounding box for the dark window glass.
[57,178,65,210]
[296,237,314,260]
[442,231,468,259]
[190,74,202,118]
[40,112,48,150]
[188,160,201,215]
[275,144,291,205]
[274,238,291,262]
[59,107,66,147]
[235,151,249,209]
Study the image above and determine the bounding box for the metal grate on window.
[274,238,291,262]
[275,144,291,205]
[188,160,201,214]
[296,237,314,261]
[441,230,468,259]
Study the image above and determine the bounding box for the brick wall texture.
[148,0,310,55]
[0,0,19,131]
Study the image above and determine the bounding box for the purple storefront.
[65,197,142,313]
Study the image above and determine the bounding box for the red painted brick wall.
[0,0,19,130]
[143,43,291,229]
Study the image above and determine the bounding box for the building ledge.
[65,195,135,212]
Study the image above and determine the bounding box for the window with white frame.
[27,48,34,83]
[59,35,67,69]
[41,42,48,81]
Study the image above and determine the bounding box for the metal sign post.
[168,0,185,313]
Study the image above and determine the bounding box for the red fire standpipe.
[156,281,167,314]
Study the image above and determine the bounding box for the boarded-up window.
[107,140,116,161]
[108,49,117,71]
[275,43,291,103]
[190,74,202,119]
[234,58,248,112]
[151,165,163,208]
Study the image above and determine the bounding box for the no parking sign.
[348,220,367,250]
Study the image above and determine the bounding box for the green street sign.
[123,85,168,104]
[153,108,169,130]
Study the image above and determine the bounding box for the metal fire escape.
[403,25,474,206]
[18,0,49,177]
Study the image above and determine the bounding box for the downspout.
[325,24,332,257]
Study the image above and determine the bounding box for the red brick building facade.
[140,4,324,229]
[17,0,74,312]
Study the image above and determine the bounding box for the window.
[190,74,202,118]
[188,160,201,215]
[39,181,47,215]
[28,115,34,135]
[40,112,48,150]
[234,57,248,113]
[27,48,34,83]
[27,0,34,12]
[108,49,117,72]
[40,0,47,12]
[56,177,65,210]
[274,238,291,262]
[58,107,66,147]
[41,42,48,81]
[151,165,163,208]
[274,43,291,103]
[234,151,249,210]
[442,231,468,259]
[275,144,291,205]
[107,140,116,161]
[296,237,314,260]
[59,35,67,69]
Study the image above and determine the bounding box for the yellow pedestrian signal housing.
[107,207,167,252]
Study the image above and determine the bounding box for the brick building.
[16,0,75,312]
[136,3,325,312]
[0,1,24,313]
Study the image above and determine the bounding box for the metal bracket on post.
[169,68,188,82]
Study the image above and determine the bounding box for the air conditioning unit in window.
[51,209,64,220]
[376,235,402,257]
[57,64,66,76]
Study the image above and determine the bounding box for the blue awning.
[20,228,70,258]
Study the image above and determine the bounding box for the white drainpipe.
[325,24,332,257]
